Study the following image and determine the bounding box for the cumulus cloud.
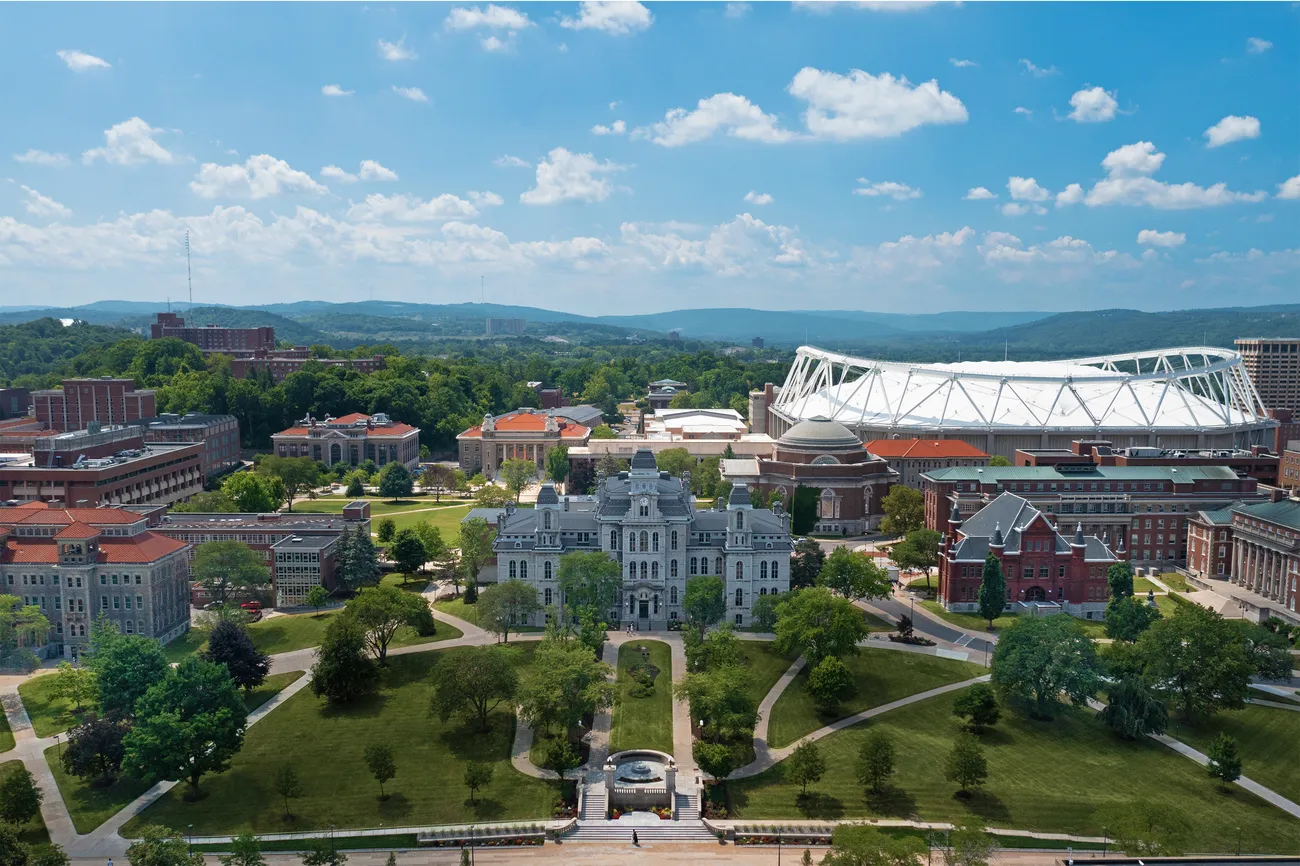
[850,226,974,275]
[964,187,995,200]
[1067,86,1118,123]
[190,155,329,200]
[979,234,1120,267]
[82,117,176,165]
[1278,175,1300,200]
[359,160,399,181]
[620,213,808,275]
[641,93,796,146]
[788,67,968,139]
[480,35,512,52]
[520,147,627,205]
[949,58,977,68]
[1013,106,1032,116]
[1018,58,1058,77]
[1101,141,1165,177]
[744,191,773,205]
[13,149,70,167]
[853,179,922,200]
[560,1,653,34]
[1137,230,1185,247]
[795,1,940,12]
[392,86,429,103]
[320,165,358,183]
[445,4,533,29]
[378,38,417,61]
[56,50,110,72]
[469,190,505,208]
[1204,115,1260,148]
[346,193,480,222]
[494,155,530,168]
[592,120,627,135]
[322,84,354,97]
[1247,37,1272,54]
[1056,183,1084,207]
[1000,202,1045,217]
[20,186,71,219]
[1081,141,1268,209]
[1007,176,1050,202]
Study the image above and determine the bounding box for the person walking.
[632,830,639,847]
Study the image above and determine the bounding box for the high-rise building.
[1235,338,1300,412]
[150,312,276,356]
[32,378,157,433]
[485,317,526,336]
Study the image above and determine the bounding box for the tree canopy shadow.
[467,797,505,820]
[377,792,413,822]
[959,789,1011,824]
[319,692,390,719]
[865,785,917,819]
[795,791,844,820]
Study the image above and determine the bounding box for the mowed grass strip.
[767,649,985,749]
[610,640,673,754]
[381,505,475,544]
[291,497,465,516]
[0,704,14,753]
[122,646,555,836]
[738,640,802,708]
[1170,704,1300,804]
[18,673,92,739]
[0,761,49,844]
[730,689,1300,853]
[918,601,1106,639]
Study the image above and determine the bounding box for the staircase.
[579,787,607,821]
[567,821,717,843]
[675,791,700,821]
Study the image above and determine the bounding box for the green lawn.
[292,497,464,516]
[245,610,462,656]
[0,707,13,753]
[1170,705,1300,804]
[0,761,49,845]
[1132,576,1160,594]
[1156,571,1191,592]
[122,647,558,836]
[610,640,673,754]
[18,672,93,738]
[739,640,802,708]
[767,649,985,749]
[379,572,431,593]
[163,627,210,663]
[433,596,543,634]
[244,671,306,713]
[381,504,475,544]
[730,689,1300,853]
[918,601,1106,639]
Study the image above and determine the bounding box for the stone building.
[492,449,792,629]
[457,408,592,478]
[272,412,420,470]
[1228,498,1300,616]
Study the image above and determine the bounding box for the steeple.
[948,499,962,526]
[990,523,1004,548]
[1073,522,1085,547]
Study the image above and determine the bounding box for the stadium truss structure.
[771,346,1277,458]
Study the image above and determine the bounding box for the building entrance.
[638,599,649,619]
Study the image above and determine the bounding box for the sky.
[0,1,1297,316]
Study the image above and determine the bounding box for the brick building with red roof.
[271,412,421,471]
[863,439,992,488]
[457,408,592,478]
[0,501,192,660]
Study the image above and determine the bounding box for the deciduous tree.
[304,585,331,615]
[499,457,538,502]
[476,580,542,644]
[421,464,457,502]
[990,614,1099,719]
[1105,595,1161,642]
[879,486,924,537]
[674,666,758,744]
[1206,732,1242,789]
[787,741,826,795]
[458,517,497,599]
[219,834,266,866]
[945,819,994,866]
[86,621,169,719]
[1135,604,1254,720]
[557,550,622,617]
[472,484,513,509]
[377,463,413,502]
[818,547,891,601]
[364,744,396,798]
[387,529,426,588]
[310,616,377,704]
[274,765,302,820]
[773,587,869,663]
[944,732,988,796]
[221,472,284,514]
[256,455,324,512]
[50,661,95,712]
[855,729,896,794]
[1100,676,1168,740]
[655,447,695,478]
[807,655,857,713]
[61,714,128,787]
[952,683,1000,733]
[376,518,396,544]
[683,575,725,639]
[124,825,205,866]
[789,537,826,590]
[0,766,42,825]
[518,640,615,735]
[1107,561,1135,599]
[200,619,270,691]
[545,445,570,485]
[344,585,427,664]
[463,761,494,804]
[890,528,942,590]
[429,645,520,732]
[191,541,271,607]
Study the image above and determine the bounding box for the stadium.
[768,345,1277,460]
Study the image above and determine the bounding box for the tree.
[219,834,266,866]
[855,729,896,794]
[125,825,205,866]
[376,518,396,544]
[589,424,618,439]
[945,820,994,866]
[518,640,615,735]
[413,522,448,572]
[221,472,284,513]
[990,613,1099,719]
[557,550,622,618]
[890,529,942,590]
[50,661,95,712]
[458,517,497,599]
[944,733,988,795]
[305,585,331,615]
[201,619,270,691]
[499,457,538,502]
[0,825,68,866]
[364,743,397,798]
[684,623,742,672]
[0,594,49,672]
[1107,561,1135,599]
[789,537,826,590]
[823,825,925,866]
[1135,603,1254,720]
[1105,595,1161,642]
[310,615,378,704]
[256,455,324,512]
[683,575,726,639]
[1100,676,1168,740]
[377,462,413,502]
[975,553,1005,627]
[345,585,427,664]
[274,765,302,820]
[751,592,783,631]
[807,655,857,712]
[429,645,520,732]
[952,683,1000,733]
[123,657,248,794]
[61,714,128,786]
[421,464,457,502]
[1096,802,1192,856]
[545,445,570,485]
[0,766,42,825]
[694,740,746,785]
[655,447,695,478]
[191,541,271,607]
[879,486,924,537]
[464,761,494,804]
[1236,620,1294,681]
[987,455,1012,467]
[818,547,891,601]
[1206,732,1242,789]
[790,485,818,536]
[675,666,758,743]
[786,741,826,795]
[387,528,426,588]
[344,472,366,498]
[476,580,542,644]
[542,738,582,777]
[473,484,514,508]
[773,587,869,663]
[338,526,381,591]
[300,840,347,866]
[86,621,169,718]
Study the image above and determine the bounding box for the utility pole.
[184,230,193,323]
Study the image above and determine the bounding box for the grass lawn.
[1156,571,1191,592]
[738,640,802,708]
[1169,704,1300,804]
[767,649,985,749]
[610,640,673,754]
[0,707,13,753]
[122,647,558,836]
[379,572,431,593]
[244,671,305,713]
[18,672,94,738]
[918,601,1106,639]
[433,596,544,635]
[0,761,49,845]
[163,627,210,663]
[730,690,1300,853]
[381,504,474,544]
[1132,576,1160,594]
[247,610,462,656]
[292,497,462,516]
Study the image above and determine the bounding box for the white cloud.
[82,117,176,166]
[620,213,809,275]
[321,165,358,183]
[1055,183,1084,207]
[744,191,774,205]
[1247,37,1272,54]
[322,84,354,97]
[13,149,70,167]
[1081,141,1267,209]
[379,38,417,61]
[469,190,504,208]
[494,155,530,168]
[520,147,627,205]
[853,179,922,200]
[190,154,329,200]
[1018,58,1058,77]
[1100,141,1164,177]
[850,226,974,275]
[560,1,653,34]
[641,93,796,146]
[1204,115,1260,148]
[1013,106,1032,116]
[20,186,71,220]
[347,193,480,222]
[725,3,751,17]
[795,1,940,12]
[56,50,110,72]
[948,58,977,68]
[1278,175,1300,200]
[1007,176,1050,202]
[979,234,1122,267]
[1067,86,1118,123]
[359,160,399,182]
[982,231,1021,248]
[1000,202,1045,217]
[392,86,429,103]
[788,67,968,140]
[1137,230,1186,248]
[964,187,995,200]
[592,120,627,135]
[445,4,533,29]
[480,35,511,52]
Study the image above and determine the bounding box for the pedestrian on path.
[632,830,639,847]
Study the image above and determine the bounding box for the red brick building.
[1187,506,1237,580]
[938,492,1117,619]
[150,312,275,356]
[863,439,990,488]
[1270,409,1300,456]
[136,414,241,481]
[1281,447,1300,493]
[32,378,156,433]
[230,348,387,383]
[1015,439,1281,487]
[273,413,421,470]
[0,388,31,419]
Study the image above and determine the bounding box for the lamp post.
[1236,826,1242,856]
[187,825,193,854]
[54,733,61,757]
[1102,826,1108,856]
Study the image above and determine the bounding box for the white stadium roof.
[774,345,1272,434]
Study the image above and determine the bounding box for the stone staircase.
[675,791,701,821]
[566,784,715,843]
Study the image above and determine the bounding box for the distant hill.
[796,310,1054,333]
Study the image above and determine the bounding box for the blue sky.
[0,1,1296,315]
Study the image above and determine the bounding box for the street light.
[54,733,61,757]
[187,825,193,854]
[1102,826,1108,856]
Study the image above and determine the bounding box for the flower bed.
[421,835,543,849]
[736,833,832,846]
[652,806,672,820]
[887,634,936,646]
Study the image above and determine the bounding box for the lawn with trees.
[610,640,673,754]
[1169,705,1300,803]
[0,761,48,845]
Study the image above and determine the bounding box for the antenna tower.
[184,230,193,321]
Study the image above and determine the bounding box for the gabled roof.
[458,409,590,440]
[1235,498,1300,532]
[864,439,990,459]
[54,522,100,539]
[1,504,145,527]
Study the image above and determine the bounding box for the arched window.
[771,561,779,581]
[544,588,553,606]
[544,561,553,581]
[509,561,517,579]
[611,530,619,549]
[652,532,659,552]
[736,511,744,530]
[690,557,698,575]
[640,531,648,552]
[652,561,659,579]
[671,530,678,550]
[760,587,768,596]
[670,586,678,604]
[715,556,723,575]
[699,557,707,575]
[640,561,648,580]
[653,594,660,614]
[735,588,743,607]
[761,561,768,580]
[520,561,528,580]
[628,530,636,550]
[639,500,649,517]
[628,595,636,613]
[735,561,744,579]
[670,560,678,578]
[629,561,636,579]
[543,512,552,530]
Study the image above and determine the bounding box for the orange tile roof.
[2,505,144,526]
[864,439,991,459]
[459,412,590,440]
[273,414,418,438]
[55,522,100,539]
[1,532,187,565]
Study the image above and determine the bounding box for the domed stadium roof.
[778,416,863,450]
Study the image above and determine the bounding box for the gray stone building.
[492,448,792,629]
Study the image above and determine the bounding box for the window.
[652,562,659,579]
[544,561,553,581]
[670,586,678,604]
[653,532,660,553]
[137,620,145,635]
[125,620,134,635]
[101,596,108,611]
[113,597,120,610]
[771,561,779,581]
[629,562,636,579]
[640,531,648,552]
[671,531,678,550]
[1022,567,1032,579]
[1039,567,1049,579]
[124,596,133,610]
[99,575,107,585]
[761,561,768,580]
[690,557,698,575]
[520,561,528,580]
[736,511,744,530]
[509,561,517,579]
[543,512,551,530]
[611,530,618,549]
[544,588,553,606]
[640,562,648,580]
[639,500,649,517]
[735,561,744,579]
[1058,565,1066,578]
[716,556,723,575]
[735,588,743,606]
[671,560,678,577]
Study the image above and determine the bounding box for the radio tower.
[184,230,194,323]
